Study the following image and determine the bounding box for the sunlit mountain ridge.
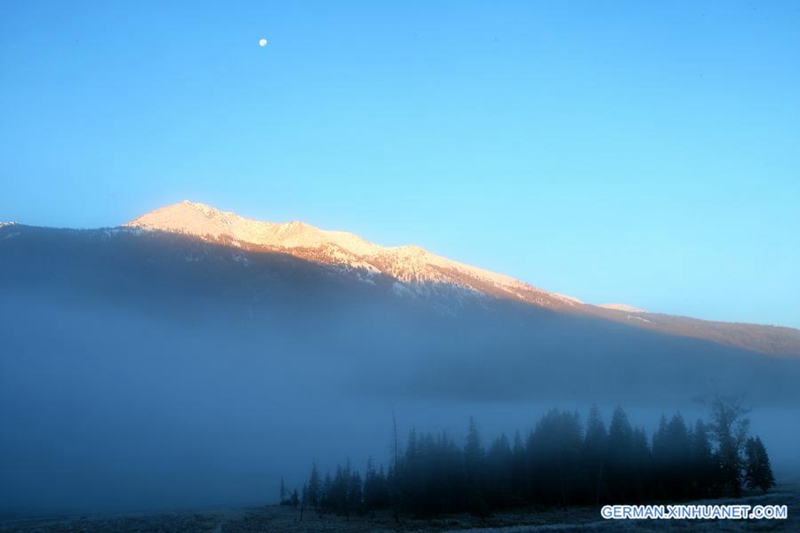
[120,200,800,357]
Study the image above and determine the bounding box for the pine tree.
[364,458,390,511]
[629,427,652,502]
[465,417,484,477]
[651,414,669,498]
[690,420,716,497]
[606,406,635,500]
[306,462,320,508]
[333,465,344,512]
[279,476,287,505]
[664,414,691,499]
[744,436,776,493]
[582,405,608,504]
[510,431,527,502]
[300,482,307,521]
[464,417,487,516]
[321,471,333,511]
[486,433,513,508]
[527,409,582,505]
[348,470,363,515]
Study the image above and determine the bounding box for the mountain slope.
[126,200,577,309]
[122,200,800,357]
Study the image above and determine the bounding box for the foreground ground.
[2,484,797,532]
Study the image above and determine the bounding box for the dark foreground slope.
[2,483,799,532]
[1,225,799,513]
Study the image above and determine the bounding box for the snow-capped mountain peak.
[127,200,402,257]
[124,201,576,308]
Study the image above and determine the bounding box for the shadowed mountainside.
[2,223,799,405]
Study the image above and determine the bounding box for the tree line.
[287,396,775,517]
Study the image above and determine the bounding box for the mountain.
[3,213,799,407]
[125,200,578,309]
[122,200,799,357]
[3,201,800,513]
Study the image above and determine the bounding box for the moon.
[258,38,268,47]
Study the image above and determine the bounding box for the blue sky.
[1,1,798,328]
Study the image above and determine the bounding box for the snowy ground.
[2,484,797,532]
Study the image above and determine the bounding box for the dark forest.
[292,396,775,518]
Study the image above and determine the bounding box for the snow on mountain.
[553,293,584,305]
[598,303,648,313]
[0,222,20,240]
[125,201,580,309]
